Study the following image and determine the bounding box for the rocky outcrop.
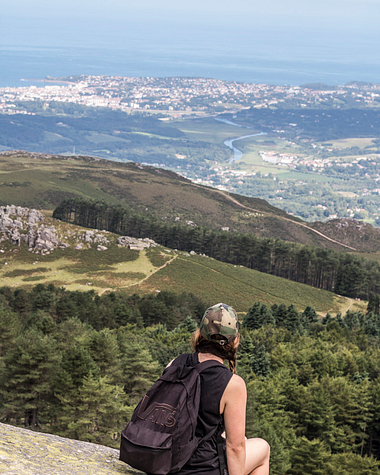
[34,225,59,251]
[117,236,157,250]
[0,422,139,475]
[0,205,158,254]
[0,207,60,252]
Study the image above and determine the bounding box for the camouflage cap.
[200,303,239,344]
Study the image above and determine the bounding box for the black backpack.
[119,354,225,475]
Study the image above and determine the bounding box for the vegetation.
[3,150,380,253]
[0,216,360,315]
[0,108,228,166]
[53,198,380,299]
[1,285,380,474]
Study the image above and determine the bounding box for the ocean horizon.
[1,16,380,88]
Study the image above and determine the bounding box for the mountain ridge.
[1,150,379,253]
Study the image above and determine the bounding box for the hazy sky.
[2,0,379,49]
[2,0,379,25]
[1,0,379,85]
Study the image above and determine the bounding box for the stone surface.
[117,236,156,249]
[34,226,59,251]
[0,422,139,475]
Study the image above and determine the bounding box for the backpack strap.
[216,428,228,475]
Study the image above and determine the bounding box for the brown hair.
[191,329,240,373]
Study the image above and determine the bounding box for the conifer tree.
[0,305,22,357]
[243,302,261,330]
[289,437,330,475]
[367,294,380,315]
[118,336,161,405]
[283,304,303,333]
[251,344,271,377]
[272,302,288,327]
[10,288,31,318]
[176,315,198,333]
[258,304,275,328]
[89,328,122,385]
[302,305,319,327]
[237,334,255,378]
[56,374,131,447]
[60,345,99,388]
[329,453,380,475]
[0,329,61,427]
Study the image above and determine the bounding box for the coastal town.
[1,74,380,224]
[1,75,380,116]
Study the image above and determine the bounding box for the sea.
[1,14,380,88]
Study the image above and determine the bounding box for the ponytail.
[191,329,239,374]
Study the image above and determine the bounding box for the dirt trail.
[342,297,354,314]
[99,253,178,295]
[130,253,178,287]
[210,188,357,251]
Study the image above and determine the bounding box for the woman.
[175,302,270,475]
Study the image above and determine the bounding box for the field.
[173,117,253,144]
[321,138,377,149]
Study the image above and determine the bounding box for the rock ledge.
[0,422,139,475]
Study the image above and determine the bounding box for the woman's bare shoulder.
[223,373,247,401]
[229,373,246,390]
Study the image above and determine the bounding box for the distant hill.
[1,150,379,253]
[0,422,138,475]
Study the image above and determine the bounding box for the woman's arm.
[221,374,247,475]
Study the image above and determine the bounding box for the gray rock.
[84,230,95,242]
[97,245,108,251]
[117,236,156,249]
[27,209,44,224]
[94,234,108,243]
[13,219,23,229]
[8,228,21,246]
[34,226,59,251]
[75,243,84,250]
[1,216,13,227]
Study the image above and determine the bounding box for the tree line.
[1,284,380,474]
[53,198,380,299]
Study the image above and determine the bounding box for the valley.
[2,77,380,225]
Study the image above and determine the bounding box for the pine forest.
[1,284,380,474]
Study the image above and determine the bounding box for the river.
[214,118,267,163]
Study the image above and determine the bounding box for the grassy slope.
[0,150,375,252]
[0,217,365,315]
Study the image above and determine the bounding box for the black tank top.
[177,352,233,475]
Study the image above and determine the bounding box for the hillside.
[311,218,380,253]
[0,150,379,252]
[0,422,138,475]
[0,205,366,315]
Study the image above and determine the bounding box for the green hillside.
[0,150,378,252]
[0,215,365,316]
